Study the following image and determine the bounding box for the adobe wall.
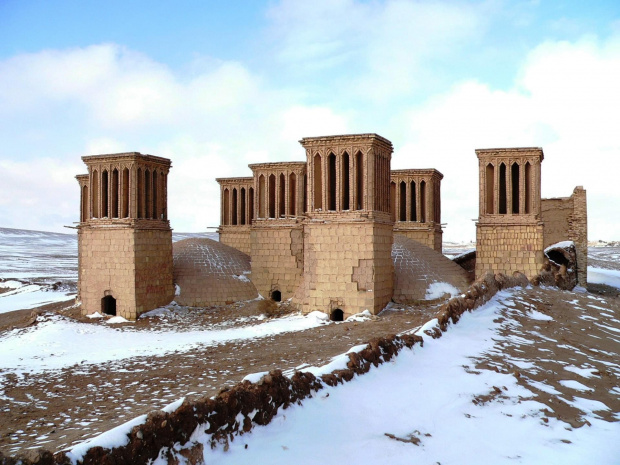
[250,220,304,300]
[541,186,587,286]
[219,225,251,255]
[476,222,545,280]
[78,226,173,320]
[296,216,393,317]
[393,227,442,252]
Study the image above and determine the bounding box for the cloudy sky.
[1,0,619,241]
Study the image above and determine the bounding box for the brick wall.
[219,225,251,255]
[393,226,442,252]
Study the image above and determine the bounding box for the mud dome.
[173,239,258,306]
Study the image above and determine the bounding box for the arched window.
[268,174,276,218]
[137,168,143,218]
[355,151,363,210]
[258,175,265,218]
[232,188,238,225]
[328,153,336,211]
[289,172,296,216]
[102,170,109,218]
[499,163,507,214]
[82,185,88,222]
[111,169,119,218]
[249,187,255,222]
[92,170,99,218]
[410,181,417,221]
[152,170,158,219]
[314,154,322,210]
[223,189,230,225]
[525,162,531,214]
[240,187,246,225]
[485,164,494,214]
[399,181,406,221]
[390,181,396,221]
[511,163,520,214]
[342,152,350,210]
[303,173,308,213]
[420,180,426,222]
[279,173,285,217]
[122,168,129,218]
[144,169,151,219]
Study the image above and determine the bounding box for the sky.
[0,0,619,241]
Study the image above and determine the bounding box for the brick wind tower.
[296,134,394,319]
[76,153,174,320]
[475,148,545,280]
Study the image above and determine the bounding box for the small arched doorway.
[101,295,117,316]
[331,309,344,322]
[271,290,282,302]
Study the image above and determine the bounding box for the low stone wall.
[1,271,531,465]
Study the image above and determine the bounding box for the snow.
[424,281,461,300]
[198,290,620,465]
[345,309,373,322]
[0,311,330,375]
[544,240,575,253]
[527,309,553,321]
[0,284,75,314]
[106,316,130,324]
[559,379,594,392]
[588,267,620,290]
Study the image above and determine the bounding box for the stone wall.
[296,216,393,317]
[78,226,174,320]
[475,223,545,280]
[541,186,587,287]
[218,225,251,256]
[250,220,304,301]
[393,227,442,252]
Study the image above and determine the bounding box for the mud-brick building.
[75,153,174,320]
[475,147,587,286]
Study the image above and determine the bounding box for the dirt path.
[0,300,440,456]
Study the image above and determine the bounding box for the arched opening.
[485,163,494,214]
[328,153,336,211]
[268,174,276,218]
[232,188,238,225]
[122,168,129,218]
[314,154,322,210]
[390,182,396,221]
[223,189,230,225]
[511,163,520,214]
[279,173,286,217]
[152,170,158,219]
[498,163,507,214]
[145,169,151,219]
[258,175,265,218]
[420,181,426,222]
[330,309,344,322]
[111,168,119,218]
[81,185,88,222]
[137,168,143,218]
[342,152,350,210]
[102,170,109,218]
[271,290,282,302]
[92,170,99,218]
[303,174,308,213]
[101,295,117,316]
[399,181,406,221]
[355,151,363,210]
[410,181,417,221]
[525,162,531,214]
[546,249,569,266]
[240,187,246,225]
[434,182,441,223]
[289,172,296,216]
[249,187,255,223]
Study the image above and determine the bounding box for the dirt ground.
[1,285,618,457]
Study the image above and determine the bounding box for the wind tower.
[76,152,174,320]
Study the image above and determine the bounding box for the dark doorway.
[331,309,344,321]
[102,295,117,316]
[271,290,282,302]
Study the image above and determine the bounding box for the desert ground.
[0,227,619,463]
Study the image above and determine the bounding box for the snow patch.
[424,282,461,300]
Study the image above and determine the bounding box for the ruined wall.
[393,227,443,252]
[78,225,174,320]
[476,223,545,280]
[541,186,587,287]
[296,217,393,317]
[250,221,304,300]
[218,225,251,255]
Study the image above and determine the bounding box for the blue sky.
[1,0,619,241]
